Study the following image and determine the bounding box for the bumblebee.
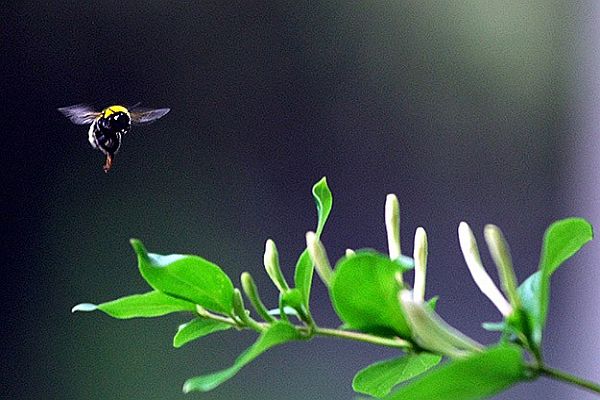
[58,104,170,172]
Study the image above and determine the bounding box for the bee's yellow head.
[102,105,130,118]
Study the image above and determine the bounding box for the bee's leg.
[103,154,113,173]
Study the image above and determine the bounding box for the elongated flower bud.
[241,272,276,322]
[232,288,263,331]
[458,222,513,317]
[399,290,483,358]
[306,231,333,287]
[386,194,402,283]
[413,227,428,303]
[264,239,290,293]
[484,225,521,309]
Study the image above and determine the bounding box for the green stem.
[539,365,600,395]
[314,327,411,349]
[197,309,410,350]
[196,307,238,326]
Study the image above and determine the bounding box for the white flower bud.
[385,194,401,259]
[399,289,482,358]
[413,227,428,303]
[458,222,513,317]
[484,224,521,308]
[306,231,333,287]
[264,239,289,293]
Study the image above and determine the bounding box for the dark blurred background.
[3,1,599,399]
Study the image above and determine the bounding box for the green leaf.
[313,177,333,237]
[131,239,235,315]
[353,353,442,398]
[293,251,312,304]
[517,271,541,343]
[539,218,593,276]
[518,218,592,345]
[294,177,333,309]
[173,318,231,348]
[538,218,592,328]
[281,288,304,310]
[426,296,439,311]
[183,321,304,392]
[72,291,196,319]
[386,345,525,400]
[330,251,411,337]
[280,288,306,321]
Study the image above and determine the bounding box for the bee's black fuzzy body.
[88,111,131,156]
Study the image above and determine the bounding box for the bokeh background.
[3,1,599,399]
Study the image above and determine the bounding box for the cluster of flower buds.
[380,194,481,357]
[301,192,524,359]
[391,194,525,358]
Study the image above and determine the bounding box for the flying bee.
[58,103,170,172]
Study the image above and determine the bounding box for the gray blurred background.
[2,1,599,399]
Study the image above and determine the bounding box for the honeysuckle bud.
[241,272,276,322]
[484,225,521,309]
[399,289,483,358]
[413,227,428,303]
[263,239,290,293]
[385,194,402,281]
[306,231,333,287]
[345,249,356,257]
[458,222,513,317]
[232,288,263,331]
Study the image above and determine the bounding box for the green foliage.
[73,179,600,399]
[518,218,592,345]
[386,346,525,400]
[294,177,333,309]
[331,251,413,337]
[313,177,333,237]
[183,322,305,393]
[353,353,442,398]
[72,290,196,319]
[131,239,235,315]
[173,318,231,348]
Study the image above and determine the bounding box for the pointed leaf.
[518,218,592,345]
[72,291,196,319]
[183,321,304,392]
[130,240,235,315]
[280,288,306,321]
[330,251,411,337]
[386,345,525,400]
[173,318,231,348]
[294,177,333,308]
[353,353,441,398]
[517,271,543,344]
[538,218,592,332]
[539,218,592,276]
[313,177,333,237]
[426,296,439,311]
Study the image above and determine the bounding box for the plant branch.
[539,365,600,395]
[313,327,412,349]
[198,307,411,349]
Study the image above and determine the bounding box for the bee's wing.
[58,104,101,125]
[130,107,170,125]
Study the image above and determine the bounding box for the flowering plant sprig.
[73,178,600,399]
